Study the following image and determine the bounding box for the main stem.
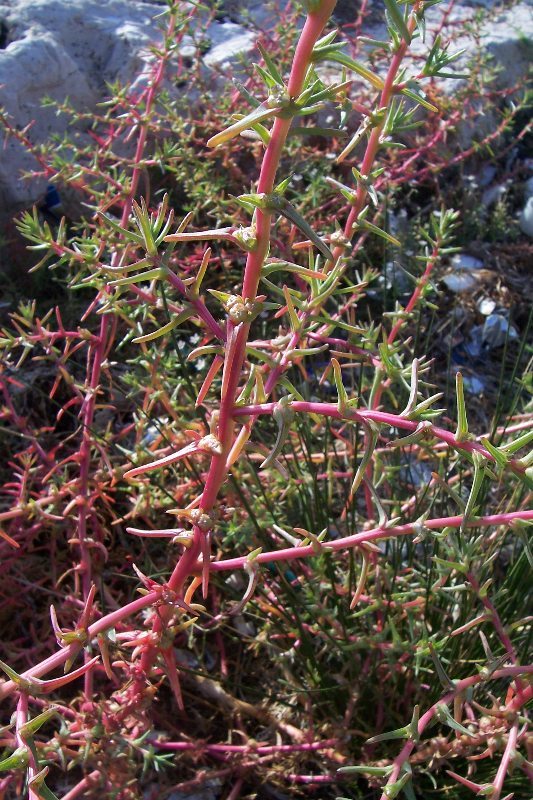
[136,1,338,683]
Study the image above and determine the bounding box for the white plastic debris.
[477,296,497,316]
[462,374,486,394]
[482,314,519,349]
[519,197,533,237]
[443,272,478,293]
[451,254,485,271]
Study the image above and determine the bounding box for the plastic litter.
[443,272,478,293]
[482,314,519,349]
[477,296,496,316]
[519,197,533,237]
[450,254,484,271]
[461,374,486,394]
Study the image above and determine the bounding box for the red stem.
[75,10,180,699]
[380,671,532,799]
[232,400,528,475]
[134,0,339,688]
[0,511,529,701]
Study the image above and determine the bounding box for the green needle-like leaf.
[0,747,29,771]
[207,104,281,148]
[257,42,285,86]
[261,396,295,469]
[266,194,334,261]
[132,307,195,344]
[455,373,470,441]
[383,0,411,44]
[332,358,349,414]
[108,268,165,287]
[20,707,61,740]
[400,86,438,113]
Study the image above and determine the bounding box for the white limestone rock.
[409,2,533,146]
[3,0,161,86]
[316,1,532,144]
[442,271,479,293]
[202,20,255,70]
[0,0,263,212]
[217,0,279,30]
[0,0,162,211]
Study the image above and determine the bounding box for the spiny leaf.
[428,644,455,689]
[435,703,473,738]
[108,267,164,287]
[282,285,301,332]
[261,259,328,281]
[461,451,487,532]
[132,306,195,344]
[207,104,281,148]
[332,358,349,414]
[455,373,471,441]
[356,216,401,247]
[314,49,384,90]
[266,194,334,261]
[338,764,393,777]
[0,747,29,771]
[400,86,438,113]
[20,707,61,740]
[349,420,380,498]
[383,772,412,799]
[317,316,365,336]
[96,211,144,245]
[257,41,284,87]
[260,396,295,469]
[481,437,509,469]
[191,248,211,297]
[383,0,411,44]
[501,428,533,455]
[232,79,261,108]
[29,766,62,800]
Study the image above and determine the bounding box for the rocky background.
[0,0,531,216]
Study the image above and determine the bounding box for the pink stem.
[233,401,527,473]
[387,240,441,345]
[133,0,339,688]
[225,778,244,800]
[154,738,338,755]
[164,268,225,341]
[380,671,532,799]
[75,10,181,700]
[210,511,533,572]
[15,693,38,800]
[262,0,425,397]
[466,573,518,664]
[0,508,530,701]
[59,771,102,800]
[492,721,519,800]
